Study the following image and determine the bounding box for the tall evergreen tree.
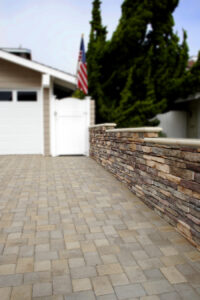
[109,0,188,126]
[87,0,107,122]
[148,1,189,111]
[87,0,189,127]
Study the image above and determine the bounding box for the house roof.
[0,47,32,60]
[175,92,200,104]
[187,55,198,69]
[0,49,77,87]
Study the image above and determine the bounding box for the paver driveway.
[0,156,200,300]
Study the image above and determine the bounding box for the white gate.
[53,97,90,156]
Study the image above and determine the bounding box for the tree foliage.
[72,89,86,99]
[87,0,189,127]
[87,0,107,122]
[179,51,200,98]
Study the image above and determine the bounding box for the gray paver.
[71,266,97,279]
[178,288,200,300]
[65,290,96,300]
[0,274,23,287]
[53,275,72,295]
[33,282,52,297]
[0,156,199,299]
[84,252,102,266]
[97,295,117,300]
[24,271,51,284]
[114,283,146,299]
[142,279,174,295]
[160,292,181,300]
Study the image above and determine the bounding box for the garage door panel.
[0,91,43,155]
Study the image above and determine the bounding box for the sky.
[0,0,199,75]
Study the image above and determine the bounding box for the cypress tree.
[148,0,189,111]
[87,0,107,122]
[87,0,188,127]
[88,0,188,126]
[111,0,188,126]
[101,0,152,121]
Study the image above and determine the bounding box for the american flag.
[77,36,88,95]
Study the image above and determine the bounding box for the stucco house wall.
[157,111,187,138]
[0,58,41,88]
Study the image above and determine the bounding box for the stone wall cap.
[144,137,200,147]
[89,123,117,128]
[106,127,162,133]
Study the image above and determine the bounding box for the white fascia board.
[42,74,50,88]
[0,50,76,86]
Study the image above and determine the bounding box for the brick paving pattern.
[0,155,199,300]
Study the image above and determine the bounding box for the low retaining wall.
[89,124,200,249]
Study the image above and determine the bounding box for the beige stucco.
[0,58,41,88]
[90,99,95,125]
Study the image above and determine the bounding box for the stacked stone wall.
[89,124,200,249]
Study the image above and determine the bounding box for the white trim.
[42,74,50,88]
[50,82,56,157]
[40,88,44,155]
[0,50,76,86]
[85,97,91,156]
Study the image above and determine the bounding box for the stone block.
[180,179,200,193]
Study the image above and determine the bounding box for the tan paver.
[0,287,11,300]
[109,273,129,286]
[0,265,15,275]
[0,155,199,299]
[92,276,114,296]
[72,278,92,292]
[52,259,69,275]
[97,263,123,276]
[69,257,85,268]
[16,258,34,273]
[184,250,200,261]
[34,260,51,272]
[11,285,32,300]
[160,266,187,284]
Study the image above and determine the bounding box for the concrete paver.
[0,155,199,299]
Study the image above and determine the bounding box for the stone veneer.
[89,124,200,249]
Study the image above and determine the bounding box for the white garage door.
[0,90,43,155]
[54,98,90,156]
